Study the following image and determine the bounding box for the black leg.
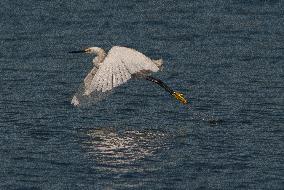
[145,76,188,104]
[145,76,174,94]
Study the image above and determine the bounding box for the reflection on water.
[81,127,169,172]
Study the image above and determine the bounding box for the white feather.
[101,63,110,92]
[88,46,161,93]
[106,65,113,91]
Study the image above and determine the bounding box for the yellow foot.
[172,91,188,104]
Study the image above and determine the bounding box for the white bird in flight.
[70,46,187,106]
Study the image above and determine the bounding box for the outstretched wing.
[88,46,160,93]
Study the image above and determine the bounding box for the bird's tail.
[153,59,163,68]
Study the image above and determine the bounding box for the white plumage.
[83,46,163,95]
[71,46,163,106]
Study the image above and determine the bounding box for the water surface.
[0,0,283,189]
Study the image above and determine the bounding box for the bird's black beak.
[69,50,86,53]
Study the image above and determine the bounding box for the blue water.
[0,0,283,189]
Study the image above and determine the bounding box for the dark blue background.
[0,0,283,189]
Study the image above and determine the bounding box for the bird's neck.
[92,47,106,65]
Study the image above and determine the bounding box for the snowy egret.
[70,46,187,106]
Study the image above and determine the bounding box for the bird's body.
[70,46,186,107]
[82,46,163,95]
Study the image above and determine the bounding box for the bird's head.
[84,47,101,54]
[69,47,102,54]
